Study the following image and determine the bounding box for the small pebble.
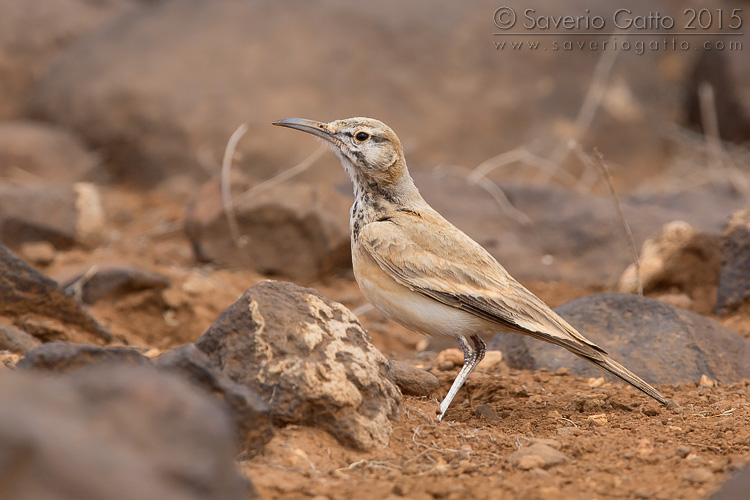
[475,403,499,421]
[587,413,608,427]
[699,374,716,387]
[675,446,691,458]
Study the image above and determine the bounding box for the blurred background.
[1,0,749,334]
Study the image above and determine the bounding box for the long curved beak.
[272,118,335,142]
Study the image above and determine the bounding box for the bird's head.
[273,117,410,192]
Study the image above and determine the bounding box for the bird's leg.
[437,335,485,421]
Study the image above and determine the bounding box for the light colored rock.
[617,220,720,296]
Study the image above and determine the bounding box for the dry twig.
[234,144,327,205]
[572,144,642,296]
[221,123,249,247]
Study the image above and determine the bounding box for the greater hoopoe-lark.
[273,117,667,421]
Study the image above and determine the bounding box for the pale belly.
[352,244,491,338]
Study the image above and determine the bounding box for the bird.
[273,116,668,421]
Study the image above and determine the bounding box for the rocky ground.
[2,1,750,499]
[2,188,750,499]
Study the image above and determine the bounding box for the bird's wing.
[358,213,607,359]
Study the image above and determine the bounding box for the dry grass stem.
[595,148,642,296]
[435,164,532,226]
[235,144,327,205]
[572,144,642,296]
[221,123,249,247]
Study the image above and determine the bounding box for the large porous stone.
[154,343,274,454]
[17,341,148,372]
[185,177,351,281]
[195,280,400,450]
[0,243,111,343]
[716,209,750,314]
[0,183,104,250]
[0,365,248,500]
[489,293,750,384]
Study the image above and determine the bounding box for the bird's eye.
[355,131,370,142]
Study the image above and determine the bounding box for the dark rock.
[185,177,351,281]
[0,324,41,354]
[711,465,750,500]
[196,280,400,450]
[17,342,148,372]
[153,343,274,454]
[388,360,439,397]
[0,243,111,343]
[489,293,750,384]
[56,263,170,304]
[0,120,98,183]
[716,209,750,314]
[0,183,104,250]
[0,365,248,500]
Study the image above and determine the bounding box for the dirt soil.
[36,188,750,499]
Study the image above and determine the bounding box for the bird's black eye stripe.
[355,131,370,142]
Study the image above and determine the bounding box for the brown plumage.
[273,117,667,420]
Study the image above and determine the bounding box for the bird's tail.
[586,353,668,405]
[521,329,668,405]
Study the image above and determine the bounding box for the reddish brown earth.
[25,187,748,500]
